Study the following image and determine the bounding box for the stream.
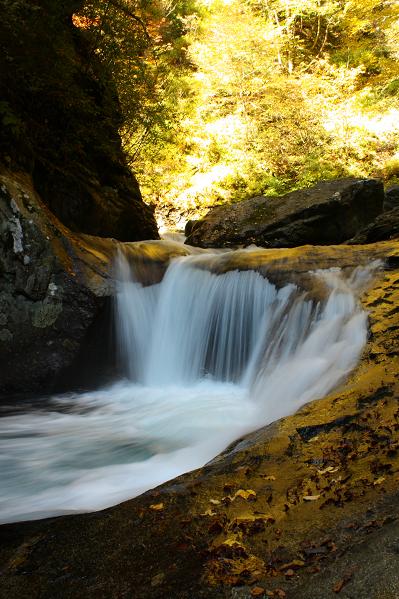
[0,244,378,523]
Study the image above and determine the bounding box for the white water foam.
[0,250,378,523]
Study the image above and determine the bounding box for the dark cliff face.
[0,0,158,241]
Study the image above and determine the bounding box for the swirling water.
[0,248,377,523]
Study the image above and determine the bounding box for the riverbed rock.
[185,178,384,248]
[1,238,399,598]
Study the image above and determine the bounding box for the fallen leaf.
[224,483,235,493]
[373,476,386,486]
[303,495,320,502]
[285,569,295,577]
[201,509,216,517]
[210,499,221,505]
[232,489,257,501]
[333,570,353,593]
[151,573,165,586]
[333,580,345,593]
[221,495,232,505]
[262,475,276,481]
[230,514,275,535]
[251,586,265,597]
[317,466,339,475]
[235,465,252,475]
[280,560,305,571]
[275,589,286,598]
[149,503,164,511]
[204,553,265,586]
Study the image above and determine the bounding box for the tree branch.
[108,0,151,40]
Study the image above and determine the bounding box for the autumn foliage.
[74,0,399,224]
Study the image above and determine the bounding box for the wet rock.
[185,179,384,248]
[0,171,118,395]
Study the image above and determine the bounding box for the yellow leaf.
[149,502,164,510]
[210,499,221,505]
[303,494,320,501]
[201,509,217,516]
[251,586,265,597]
[232,489,257,501]
[317,466,339,475]
[373,477,386,486]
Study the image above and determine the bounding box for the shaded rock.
[0,171,120,395]
[0,0,158,241]
[185,178,384,248]
[0,170,192,395]
[296,415,356,442]
[348,206,399,244]
[184,219,199,238]
[384,185,399,211]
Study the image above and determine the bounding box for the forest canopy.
[74,0,399,225]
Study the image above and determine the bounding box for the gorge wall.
[0,0,158,241]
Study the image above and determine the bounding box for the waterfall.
[0,246,378,523]
[115,252,372,419]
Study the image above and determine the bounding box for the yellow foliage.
[123,0,399,227]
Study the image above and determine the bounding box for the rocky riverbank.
[0,170,184,395]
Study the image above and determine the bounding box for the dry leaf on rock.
[373,476,386,485]
[317,466,339,475]
[284,569,295,577]
[201,509,217,517]
[251,586,265,597]
[232,489,257,501]
[333,570,353,593]
[280,560,305,571]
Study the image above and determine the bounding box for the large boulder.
[0,0,158,241]
[185,178,384,248]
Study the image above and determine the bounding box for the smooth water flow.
[0,247,377,523]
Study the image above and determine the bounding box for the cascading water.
[0,245,378,523]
